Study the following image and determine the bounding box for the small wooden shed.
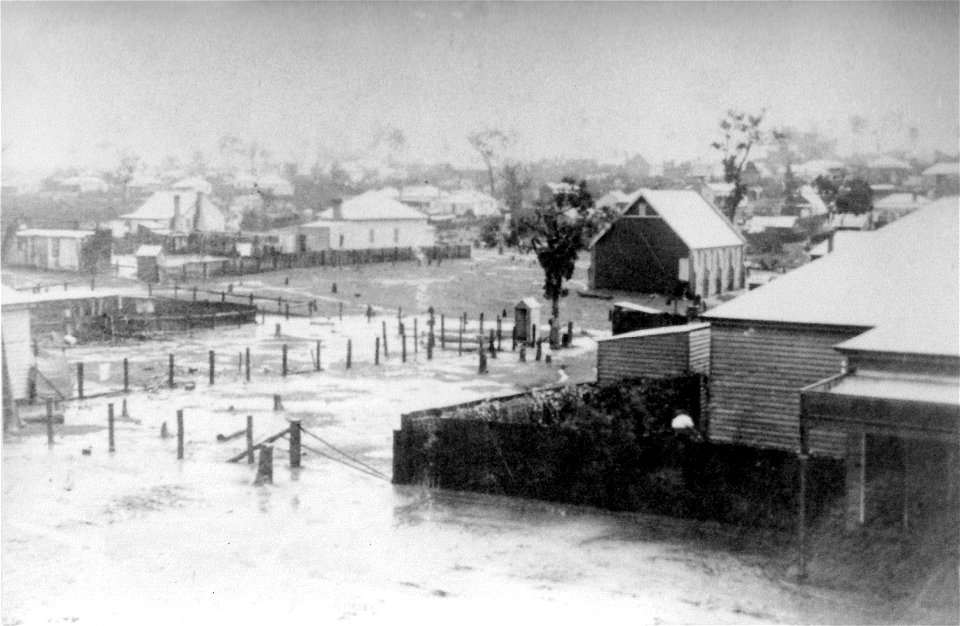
[514,297,541,344]
[135,245,164,283]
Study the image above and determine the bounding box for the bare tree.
[711,109,765,223]
[468,129,510,198]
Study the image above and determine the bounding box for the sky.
[2,1,958,175]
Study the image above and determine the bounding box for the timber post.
[375,337,380,365]
[77,362,84,400]
[255,445,273,485]
[282,344,288,377]
[441,315,445,350]
[346,339,352,369]
[176,409,184,460]
[123,358,129,392]
[382,321,388,357]
[402,333,407,363]
[289,420,301,469]
[108,403,115,453]
[168,354,175,388]
[246,415,254,464]
[315,340,321,371]
[209,350,215,385]
[46,398,54,445]
[245,347,251,381]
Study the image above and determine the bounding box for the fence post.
[246,415,254,464]
[168,354,175,388]
[497,317,502,351]
[238,351,242,373]
[273,394,283,410]
[289,420,301,469]
[122,398,129,418]
[315,340,322,371]
[458,324,463,356]
[402,333,407,363]
[46,398,54,445]
[519,344,527,362]
[512,326,517,351]
[77,362,84,399]
[480,312,484,336]
[567,321,574,347]
[285,303,290,320]
[245,347,251,381]
[427,336,433,360]
[536,340,543,361]
[478,338,487,374]
[489,329,497,359]
[414,318,419,354]
[221,291,226,304]
[275,323,281,338]
[176,409,184,460]
[282,344,288,376]
[108,403,115,453]
[441,315,445,350]
[209,350,215,385]
[346,339,352,369]
[123,358,129,392]
[339,302,343,321]
[382,321,388,357]
[255,445,273,485]
[531,324,537,347]
[375,337,380,365]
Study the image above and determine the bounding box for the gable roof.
[307,191,428,223]
[121,190,226,231]
[608,188,745,249]
[868,155,912,170]
[704,196,959,357]
[922,162,960,177]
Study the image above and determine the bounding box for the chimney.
[172,194,181,230]
[332,198,343,221]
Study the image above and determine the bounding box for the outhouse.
[135,245,164,283]
[514,297,541,344]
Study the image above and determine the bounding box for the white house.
[296,191,434,252]
[441,189,501,218]
[399,185,449,217]
[114,190,227,236]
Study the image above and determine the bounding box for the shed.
[596,322,711,385]
[588,189,746,299]
[1,286,35,403]
[135,245,164,283]
[10,229,96,272]
[610,301,686,335]
[513,298,541,344]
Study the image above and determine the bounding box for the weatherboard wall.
[707,319,862,457]
[597,323,710,385]
[589,218,689,294]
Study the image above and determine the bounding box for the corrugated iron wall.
[708,320,861,457]
[597,332,689,384]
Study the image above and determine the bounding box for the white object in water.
[671,413,695,430]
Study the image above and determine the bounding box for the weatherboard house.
[588,189,745,299]
[597,197,959,531]
[297,191,435,252]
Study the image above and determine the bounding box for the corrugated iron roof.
[624,189,744,249]
[305,191,428,223]
[705,196,959,357]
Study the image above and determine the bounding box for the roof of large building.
[307,191,428,223]
[704,196,959,357]
[610,188,745,249]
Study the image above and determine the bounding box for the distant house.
[595,190,631,212]
[114,190,227,236]
[873,192,930,223]
[441,189,501,218]
[398,185,449,217]
[867,155,912,186]
[922,161,960,198]
[9,228,111,273]
[295,191,434,252]
[171,176,213,195]
[588,189,746,299]
[794,159,846,181]
[58,175,110,194]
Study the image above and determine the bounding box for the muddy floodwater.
[3,315,899,624]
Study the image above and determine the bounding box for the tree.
[782,165,801,215]
[813,174,841,208]
[522,178,611,348]
[835,178,873,215]
[711,109,765,223]
[468,129,510,198]
[115,148,140,203]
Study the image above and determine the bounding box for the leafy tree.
[781,164,801,215]
[835,178,873,215]
[522,178,611,348]
[478,217,502,248]
[468,129,510,198]
[711,109,765,222]
[813,175,841,208]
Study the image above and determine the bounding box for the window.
[393,228,400,244]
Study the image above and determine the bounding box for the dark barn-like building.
[588,189,745,300]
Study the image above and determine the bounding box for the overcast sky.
[2,1,958,173]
